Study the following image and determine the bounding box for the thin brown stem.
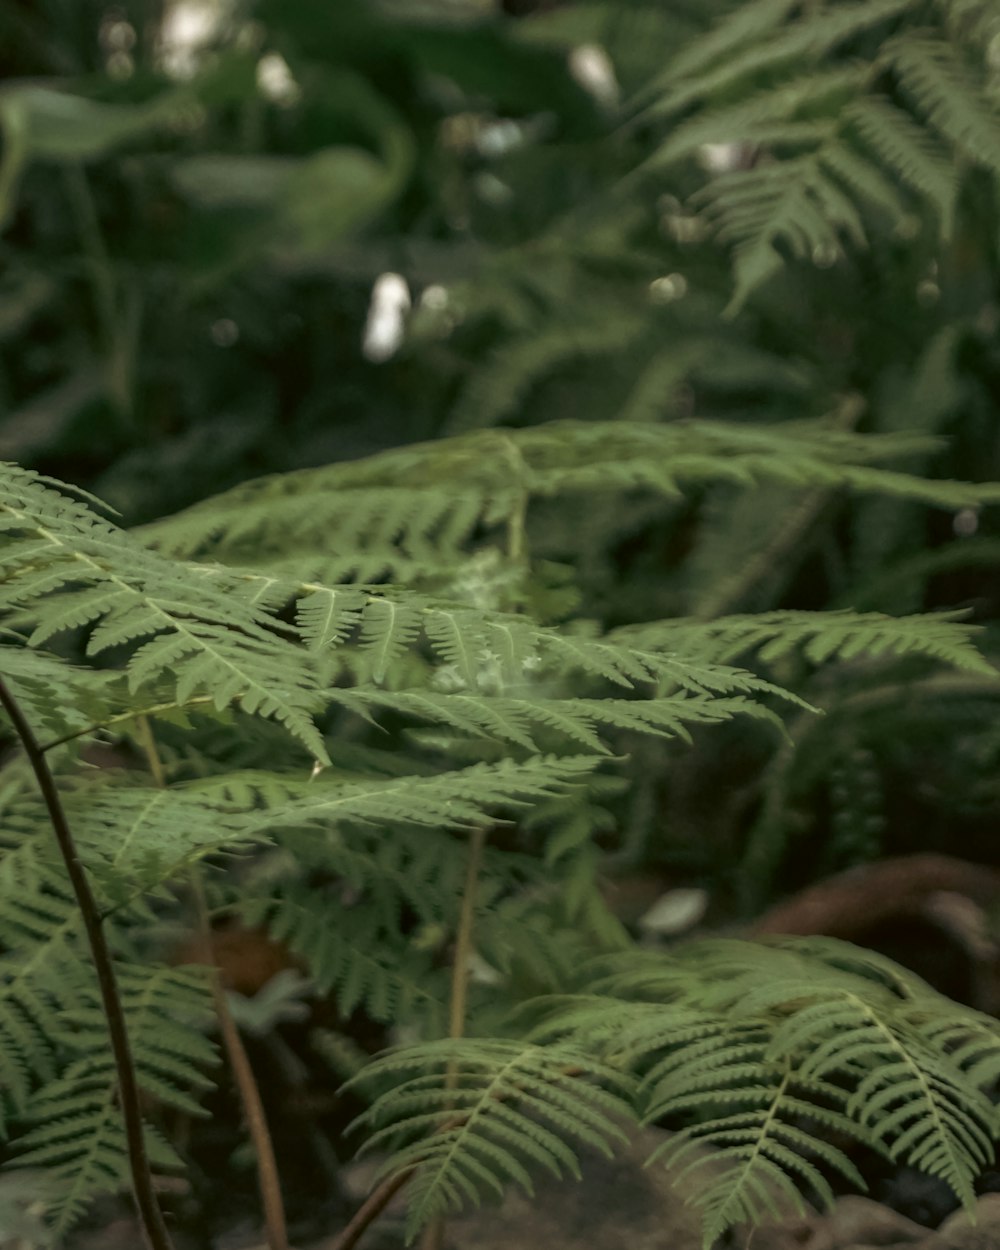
[326,1166,416,1250]
[137,716,291,1250]
[447,827,486,1044]
[0,679,175,1250]
[421,826,487,1250]
[325,1111,465,1250]
[190,872,291,1250]
[39,697,216,754]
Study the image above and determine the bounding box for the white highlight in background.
[363,273,411,363]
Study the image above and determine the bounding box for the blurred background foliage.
[3,0,1000,913]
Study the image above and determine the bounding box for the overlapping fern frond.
[1,465,329,762]
[243,886,448,1026]
[347,936,1000,1247]
[136,421,1000,577]
[14,965,216,1239]
[526,938,999,1248]
[4,422,1000,1248]
[350,1037,635,1243]
[638,0,1000,306]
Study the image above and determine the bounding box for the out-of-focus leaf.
[171,146,398,256]
[170,155,299,210]
[0,53,259,228]
[0,85,177,163]
[0,85,179,225]
[0,367,104,461]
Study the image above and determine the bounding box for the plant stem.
[0,679,175,1250]
[190,872,292,1250]
[135,715,167,788]
[64,164,134,425]
[136,717,291,1250]
[447,826,487,1044]
[39,696,216,753]
[420,825,487,1250]
[326,1167,416,1250]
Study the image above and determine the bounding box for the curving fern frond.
[13,965,216,1239]
[349,1037,636,1242]
[330,688,790,754]
[527,936,1000,1249]
[136,420,1000,575]
[243,885,448,1026]
[614,609,999,676]
[0,464,329,762]
[637,0,1000,306]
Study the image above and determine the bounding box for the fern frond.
[890,35,1000,175]
[243,886,447,1025]
[1,465,330,762]
[614,609,998,676]
[645,0,910,118]
[13,965,215,1238]
[295,586,366,652]
[332,688,788,753]
[533,937,1000,1247]
[635,0,1000,301]
[350,1037,635,1241]
[843,96,956,232]
[246,755,599,834]
[358,596,424,684]
[0,832,94,1127]
[0,646,116,745]
[136,422,1000,574]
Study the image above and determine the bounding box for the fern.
[350,1037,635,1242]
[347,934,1000,1246]
[3,435,1000,1245]
[135,421,1000,577]
[637,0,1000,305]
[13,965,216,1239]
[523,937,1000,1248]
[5,2,1000,1246]
[242,885,449,1027]
[1,465,330,762]
[615,609,998,675]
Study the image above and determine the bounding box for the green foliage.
[351,1037,635,1242]
[3,0,1000,1246]
[638,0,1000,308]
[14,966,216,1239]
[360,938,1000,1248]
[2,430,1000,1243]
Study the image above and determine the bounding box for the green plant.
[2,422,1000,1248]
[5,1,1000,1247]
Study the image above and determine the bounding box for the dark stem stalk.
[420,826,487,1250]
[190,871,291,1250]
[0,680,174,1250]
[134,717,291,1250]
[326,1166,416,1250]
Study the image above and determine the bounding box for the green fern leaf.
[13,965,215,1237]
[1,465,330,763]
[350,1037,635,1241]
[890,35,1000,176]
